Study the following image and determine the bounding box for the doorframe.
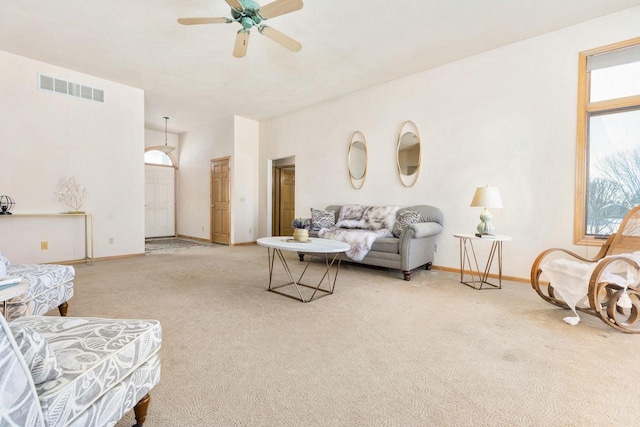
[210,156,231,244]
[267,156,295,238]
[272,164,295,236]
[144,150,178,238]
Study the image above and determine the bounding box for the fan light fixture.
[157,116,175,155]
[178,0,303,58]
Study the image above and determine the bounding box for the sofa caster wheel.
[299,254,305,262]
[425,262,432,271]
[403,271,411,281]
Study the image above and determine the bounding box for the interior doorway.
[144,163,176,238]
[211,157,231,245]
[272,163,295,237]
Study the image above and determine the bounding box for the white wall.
[176,115,259,244]
[177,117,234,240]
[0,50,145,264]
[259,7,640,279]
[233,116,259,244]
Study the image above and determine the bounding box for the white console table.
[0,213,94,264]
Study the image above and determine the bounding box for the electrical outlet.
[41,241,48,250]
[434,244,438,253]
[108,237,114,244]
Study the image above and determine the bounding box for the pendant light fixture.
[157,116,175,154]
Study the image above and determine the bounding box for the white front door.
[145,165,175,238]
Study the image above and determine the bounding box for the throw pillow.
[9,324,63,385]
[392,210,425,237]
[310,208,336,231]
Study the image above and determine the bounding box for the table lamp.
[470,186,503,235]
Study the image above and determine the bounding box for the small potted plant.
[292,217,310,242]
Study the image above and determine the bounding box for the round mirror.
[396,121,421,187]
[348,131,367,189]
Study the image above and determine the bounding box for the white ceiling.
[1,0,640,134]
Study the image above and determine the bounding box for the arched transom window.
[144,150,174,166]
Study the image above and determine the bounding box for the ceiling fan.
[178,0,304,58]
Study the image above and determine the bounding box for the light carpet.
[63,245,639,427]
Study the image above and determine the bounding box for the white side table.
[0,279,29,317]
[453,233,512,290]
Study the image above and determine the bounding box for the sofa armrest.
[401,205,444,226]
[399,227,439,273]
[408,222,443,238]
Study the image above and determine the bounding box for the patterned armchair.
[0,253,74,321]
[0,314,162,426]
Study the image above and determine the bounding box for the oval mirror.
[348,131,367,189]
[396,121,421,187]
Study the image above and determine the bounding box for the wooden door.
[145,165,175,238]
[279,169,295,236]
[273,166,295,236]
[211,158,230,245]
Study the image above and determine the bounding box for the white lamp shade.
[155,145,175,154]
[470,186,503,208]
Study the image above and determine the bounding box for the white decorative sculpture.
[56,176,86,213]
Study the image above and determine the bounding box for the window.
[575,37,640,244]
[144,150,174,166]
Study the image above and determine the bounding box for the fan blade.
[258,0,303,20]
[177,17,232,25]
[233,30,250,58]
[225,0,243,11]
[259,26,301,52]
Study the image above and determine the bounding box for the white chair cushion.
[7,264,74,302]
[4,264,75,321]
[10,316,162,427]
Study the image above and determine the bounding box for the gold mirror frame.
[348,131,368,189]
[396,120,421,187]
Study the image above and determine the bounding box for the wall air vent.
[38,74,105,104]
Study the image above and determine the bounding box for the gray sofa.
[301,205,444,281]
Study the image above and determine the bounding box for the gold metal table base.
[266,248,343,303]
[458,238,504,290]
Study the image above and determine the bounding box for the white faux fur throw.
[541,251,640,326]
[335,205,400,231]
[319,227,393,262]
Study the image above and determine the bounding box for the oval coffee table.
[257,237,350,303]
